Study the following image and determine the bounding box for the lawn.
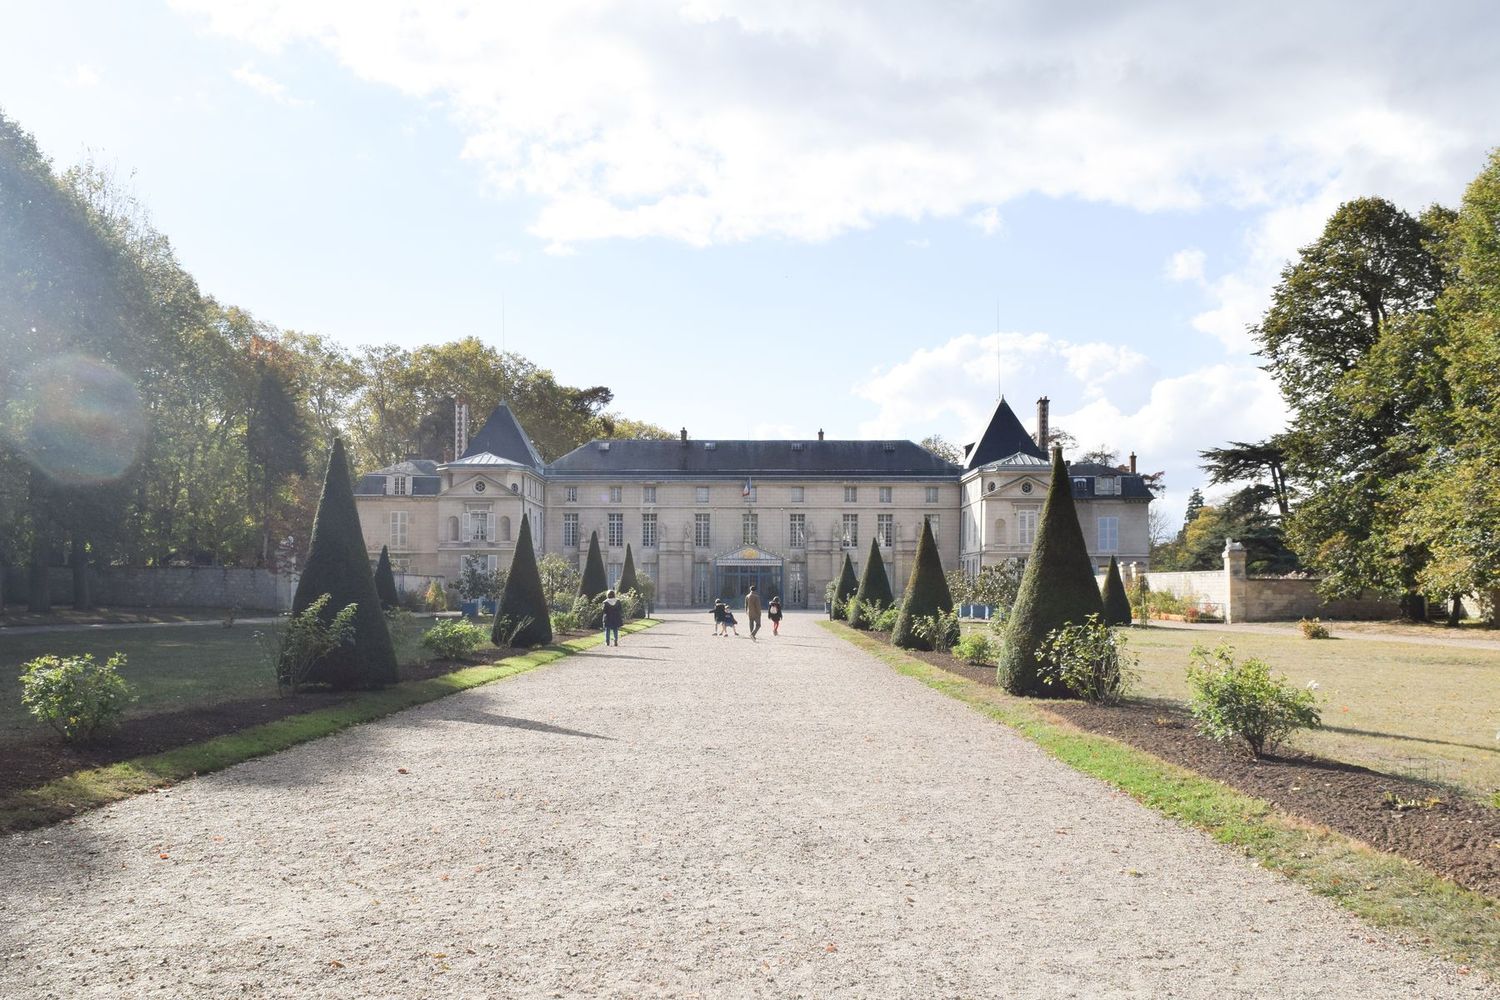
[1,617,435,744]
[979,621,1500,799]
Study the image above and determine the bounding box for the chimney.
[454,399,469,457]
[680,427,688,442]
[1035,396,1050,448]
[818,429,825,441]
[1129,451,1137,474]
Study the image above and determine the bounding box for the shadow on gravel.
[437,711,616,741]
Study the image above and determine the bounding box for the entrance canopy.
[714,547,784,606]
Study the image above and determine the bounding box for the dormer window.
[392,475,407,496]
[1096,476,1119,496]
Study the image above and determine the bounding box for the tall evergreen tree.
[890,518,954,649]
[831,552,859,617]
[579,530,608,626]
[1100,556,1132,626]
[289,439,398,689]
[848,537,894,629]
[374,545,399,610]
[493,513,553,647]
[617,543,641,618]
[998,447,1105,696]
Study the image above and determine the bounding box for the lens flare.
[4,355,146,485]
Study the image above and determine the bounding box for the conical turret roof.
[964,397,1048,469]
[459,402,544,469]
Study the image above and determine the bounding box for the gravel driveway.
[0,611,1486,998]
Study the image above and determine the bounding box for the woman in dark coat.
[602,589,624,646]
[768,595,783,636]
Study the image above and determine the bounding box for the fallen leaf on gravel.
[158,853,169,860]
[432,953,447,959]
[824,943,838,953]
[439,874,450,881]
[328,960,344,969]
[397,768,409,774]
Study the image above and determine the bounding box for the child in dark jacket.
[712,599,727,636]
[721,607,739,636]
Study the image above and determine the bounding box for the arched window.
[448,516,460,542]
[500,516,512,542]
[994,518,1006,544]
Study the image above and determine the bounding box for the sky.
[4,1,1499,527]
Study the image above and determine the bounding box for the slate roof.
[1065,461,1154,499]
[354,459,442,496]
[546,439,962,478]
[463,403,545,470]
[964,398,1048,469]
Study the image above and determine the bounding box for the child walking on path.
[712,599,727,636]
[768,596,782,636]
[722,607,740,637]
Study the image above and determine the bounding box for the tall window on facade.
[465,507,492,542]
[877,513,893,546]
[788,564,805,606]
[843,486,858,503]
[925,486,939,503]
[695,513,711,547]
[879,486,892,504]
[789,513,805,548]
[742,511,758,546]
[392,475,407,496]
[643,485,657,504]
[790,486,804,503]
[1098,516,1119,552]
[563,513,579,546]
[642,512,657,548]
[607,512,624,547]
[1017,509,1038,546]
[695,486,710,503]
[842,513,858,547]
[565,486,578,503]
[389,511,408,549]
[609,486,623,504]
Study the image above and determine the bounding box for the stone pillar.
[1222,539,1247,623]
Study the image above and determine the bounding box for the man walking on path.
[745,585,762,641]
[602,589,623,646]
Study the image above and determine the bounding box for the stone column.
[1222,539,1248,623]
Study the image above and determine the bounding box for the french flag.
[742,477,753,497]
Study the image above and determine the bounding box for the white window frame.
[879,486,892,504]
[563,512,579,547]
[844,486,858,503]
[925,486,939,503]
[643,485,657,504]
[389,511,408,549]
[694,513,711,548]
[609,486,623,504]
[642,512,657,548]
[465,507,492,542]
[1096,477,1119,496]
[391,475,407,496]
[1017,509,1039,546]
[877,513,893,546]
[565,486,578,503]
[790,486,804,503]
[789,513,805,549]
[695,486,710,503]
[607,512,624,547]
[742,511,758,546]
[1098,515,1119,553]
[841,513,858,548]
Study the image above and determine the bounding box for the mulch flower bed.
[859,626,1500,898]
[0,651,525,801]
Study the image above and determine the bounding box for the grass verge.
[823,620,1500,977]
[1,619,658,835]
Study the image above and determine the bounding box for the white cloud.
[230,62,309,107]
[968,206,1004,237]
[173,1,1500,257]
[63,64,100,89]
[853,332,1284,525]
[1165,248,1206,284]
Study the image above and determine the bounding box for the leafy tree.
[997,447,1104,696]
[1200,439,1292,516]
[537,553,582,611]
[493,514,553,646]
[374,545,399,609]
[245,359,309,564]
[891,519,954,650]
[848,538,893,628]
[831,553,859,618]
[920,434,963,465]
[288,439,398,688]
[1078,445,1120,467]
[1100,556,1132,626]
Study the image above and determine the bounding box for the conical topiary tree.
[998,446,1105,696]
[618,543,640,616]
[891,518,954,649]
[831,552,859,618]
[374,545,399,610]
[1101,555,1132,626]
[492,513,552,647]
[579,530,608,626]
[289,439,398,689]
[848,537,894,629]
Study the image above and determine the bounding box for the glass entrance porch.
[714,546,784,608]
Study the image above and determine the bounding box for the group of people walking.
[712,585,782,640]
